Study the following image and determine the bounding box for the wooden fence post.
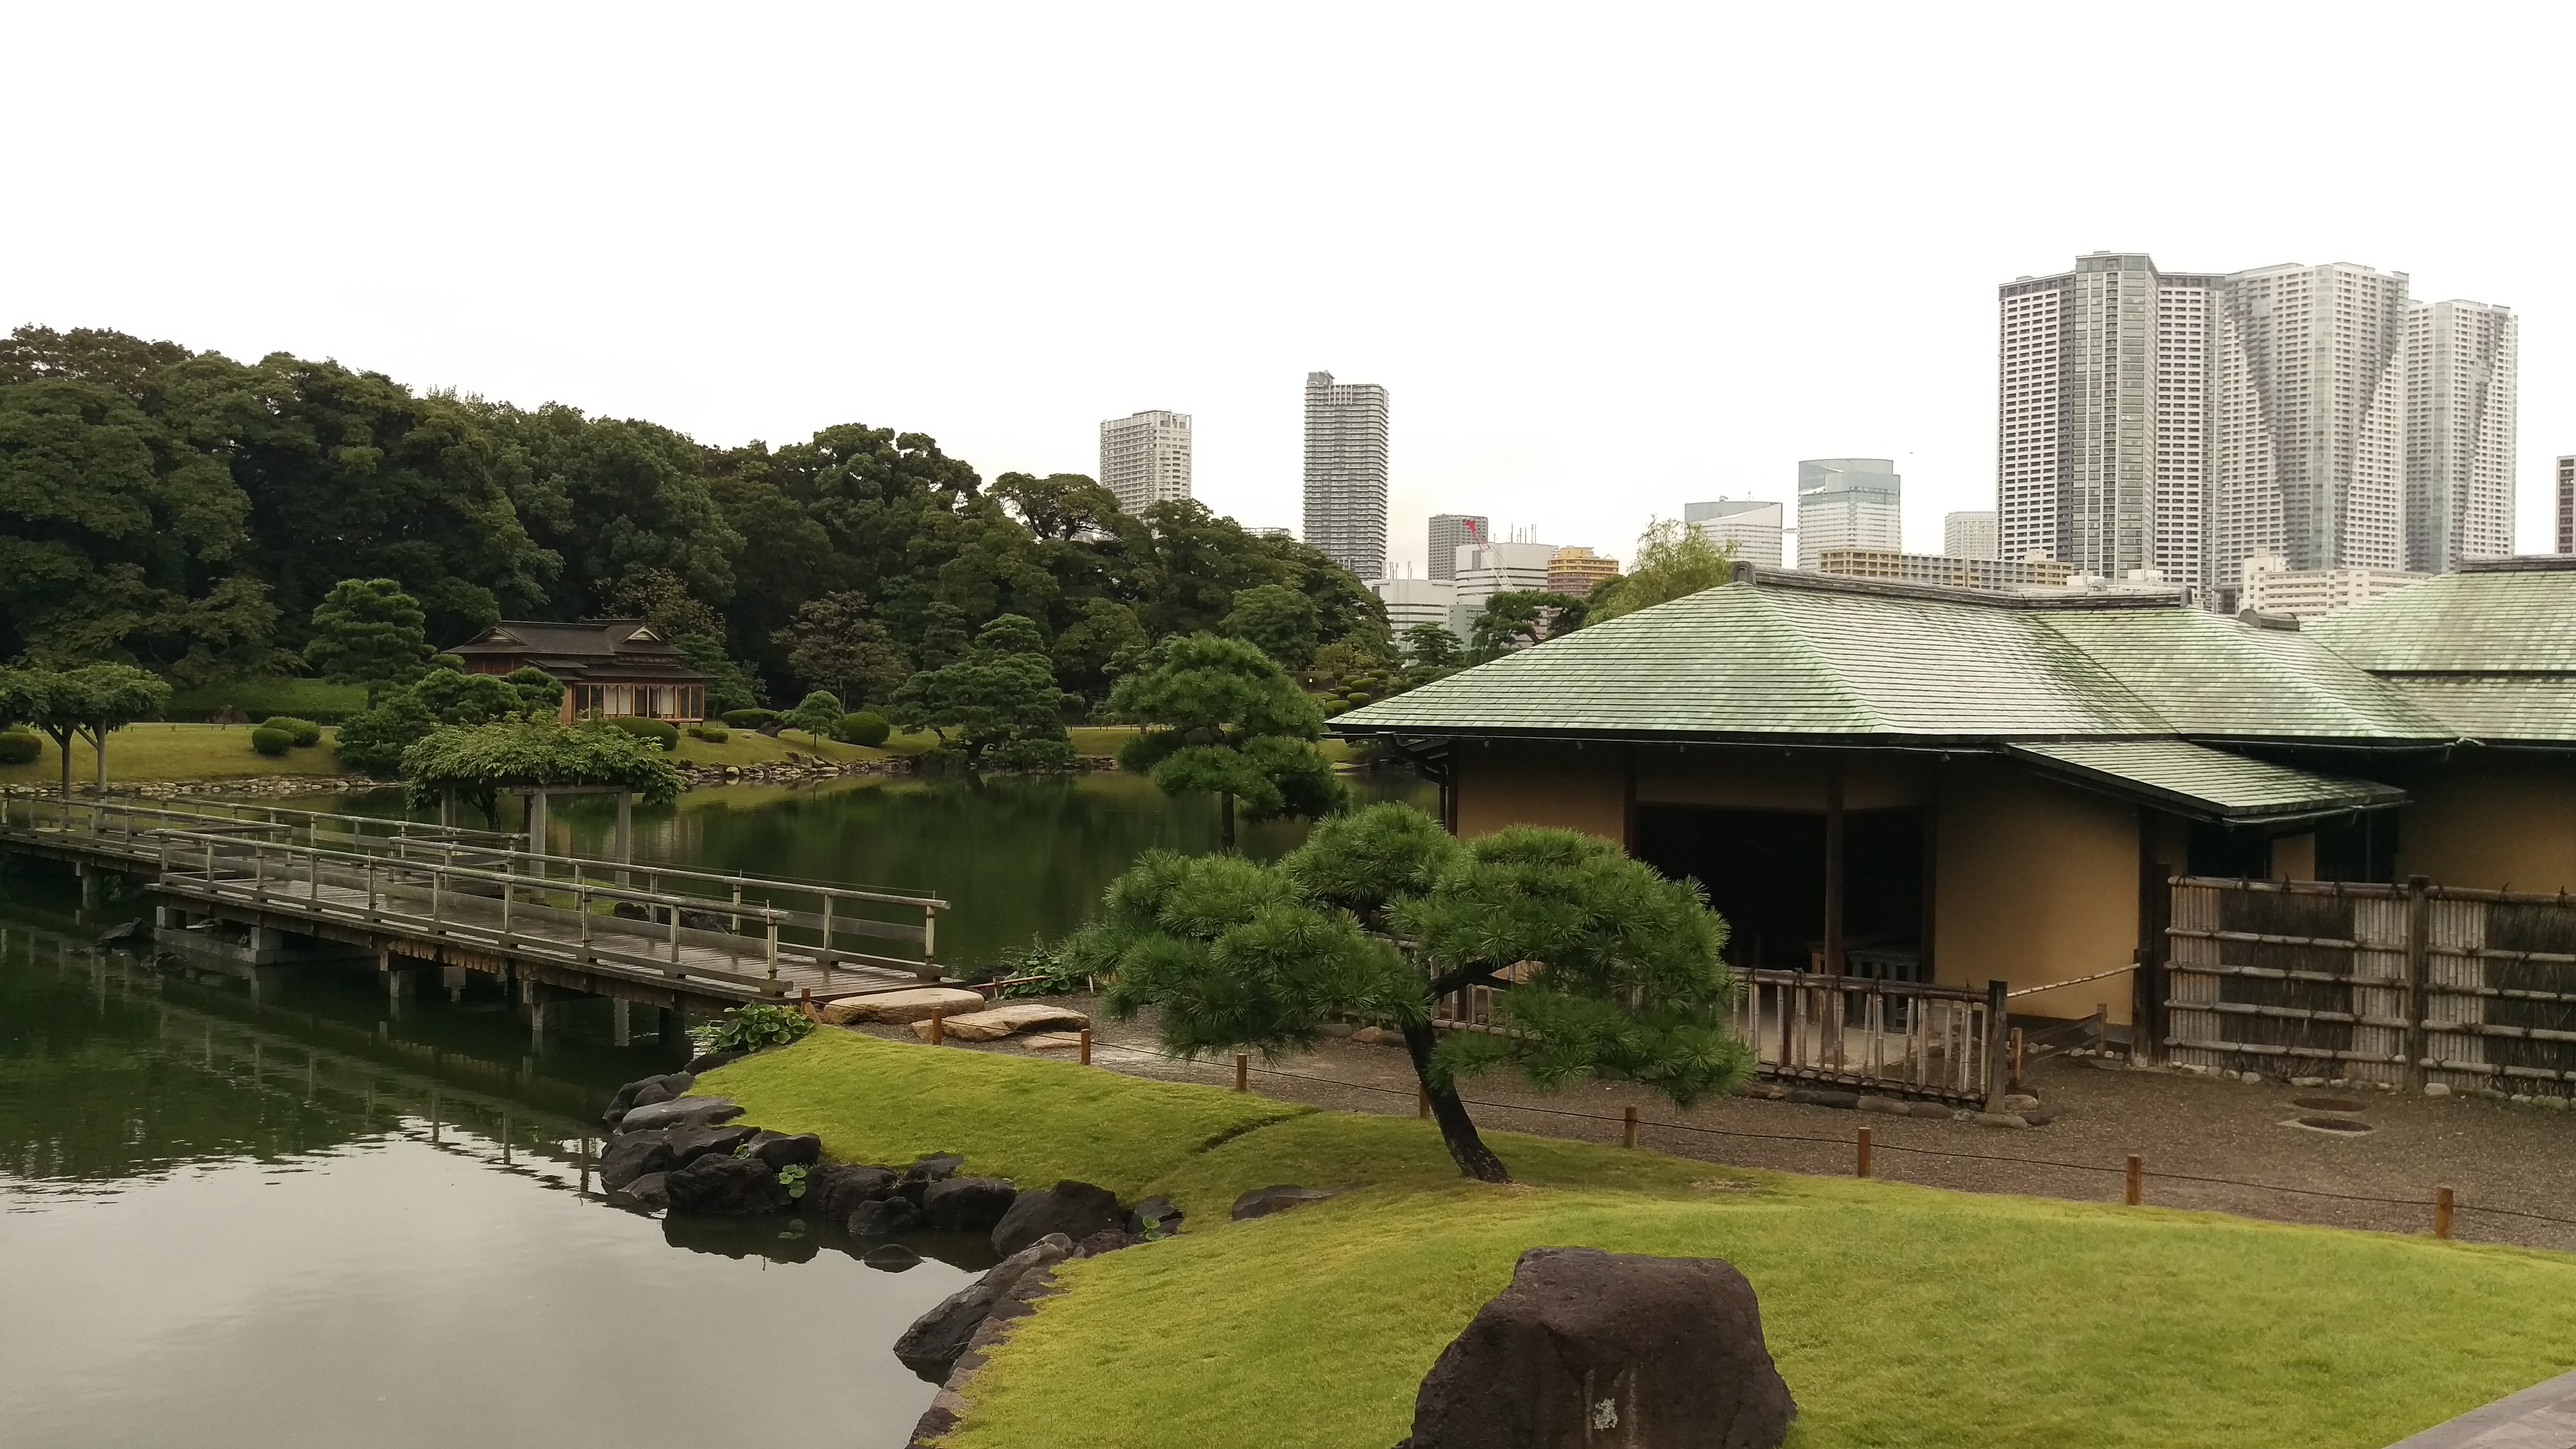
[1417,1085,1428,1119]
[1622,1105,1638,1149]
[2435,1185,2454,1241]
[1078,1027,1092,1065]
[2009,1028,2025,1091]
[2404,875,2431,1093]
[2125,1154,2143,1207]
[928,1009,943,1046]
[1855,1126,1872,1178]
[1983,981,2009,1112]
[1234,1053,1248,1092]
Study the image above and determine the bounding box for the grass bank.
[703,1031,2576,1449]
[0,723,351,788]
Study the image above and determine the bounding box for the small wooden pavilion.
[446,620,709,724]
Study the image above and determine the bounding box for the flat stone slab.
[2386,1368,2576,1448]
[1019,1032,1084,1052]
[912,1003,1091,1042]
[820,987,986,1025]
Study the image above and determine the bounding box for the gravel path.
[847,1001,2576,1254]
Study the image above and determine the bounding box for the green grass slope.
[709,1031,2576,1449]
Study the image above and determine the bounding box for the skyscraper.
[2404,300,2517,572]
[1944,510,1999,560]
[1685,499,1784,568]
[1998,253,2515,602]
[2560,456,2575,555]
[1796,460,1900,568]
[1427,514,1487,581]
[1096,409,1192,516]
[1302,371,1390,580]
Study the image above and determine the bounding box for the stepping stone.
[912,1002,1091,1042]
[819,987,986,1025]
[1020,1032,1084,1052]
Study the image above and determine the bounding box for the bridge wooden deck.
[0,791,949,1012]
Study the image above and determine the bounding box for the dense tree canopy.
[0,324,1392,731]
[303,578,435,706]
[1588,517,1736,621]
[0,662,172,796]
[1109,633,1343,848]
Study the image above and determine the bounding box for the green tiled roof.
[2380,677,2576,743]
[2005,740,2406,821]
[1334,573,2450,745]
[2309,564,2576,675]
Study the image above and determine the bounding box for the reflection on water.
[328,766,1438,966]
[0,883,973,1449]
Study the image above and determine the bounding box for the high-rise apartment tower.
[1796,460,1900,568]
[2560,456,2576,555]
[1302,371,1391,580]
[1427,514,1487,581]
[1999,253,2515,601]
[1097,410,1192,516]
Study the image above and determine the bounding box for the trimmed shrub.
[689,1003,815,1055]
[832,712,891,747]
[250,726,296,756]
[688,724,730,743]
[605,717,680,751]
[720,709,781,730]
[262,716,323,747]
[0,730,41,766]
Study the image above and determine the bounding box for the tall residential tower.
[1302,371,1391,580]
[1426,514,1487,581]
[1097,410,1192,515]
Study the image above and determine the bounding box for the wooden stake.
[2009,1027,2025,1090]
[929,1009,944,1046]
[1234,1053,1248,1092]
[1856,1125,1872,1178]
[2435,1185,2455,1241]
[1416,1084,1429,1119]
[2125,1153,2143,1207]
[1622,1105,1638,1149]
[1078,1027,1092,1065]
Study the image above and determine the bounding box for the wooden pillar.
[611,998,632,1046]
[615,792,633,865]
[1822,759,1846,977]
[527,790,549,859]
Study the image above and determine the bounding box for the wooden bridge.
[0,790,950,1034]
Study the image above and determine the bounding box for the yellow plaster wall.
[2394,753,2576,893]
[1933,758,2141,1024]
[1450,740,1628,841]
[2269,833,2317,882]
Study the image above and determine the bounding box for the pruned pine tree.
[1077,803,1754,1183]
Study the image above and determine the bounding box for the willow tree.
[400,718,682,826]
[1074,803,1752,1182]
[0,663,172,798]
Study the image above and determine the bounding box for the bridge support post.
[611,998,632,1047]
[77,863,106,913]
[247,964,286,1006]
[528,990,555,1051]
[155,905,187,931]
[442,966,466,1003]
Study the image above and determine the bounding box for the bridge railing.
[0,789,519,855]
[150,825,948,987]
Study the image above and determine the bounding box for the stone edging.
[1737,1081,2054,1129]
[908,1256,1072,1447]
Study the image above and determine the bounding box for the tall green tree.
[886,614,1074,768]
[479,402,742,616]
[1400,621,1464,673]
[1076,805,1753,1182]
[1221,584,1323,670]
[0,663,172,797]
[1588,517,1736,621]
[303,578,435,706]
[608,568,763,714]
[1469,590,1589,656]
[772,591,911,707]
[1108,633,1344,849]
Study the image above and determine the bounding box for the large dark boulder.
[614,1096,742,1134]
[616,1173,669,1211]
[990,1180,1124,1257]
[922,1176,1018,1232]
[665,1154,791,1216]
[598,1131,673,1191]
[601,1071,694,1127]
[897,1152,966,1206]
[1394,1247,1795,1449]
[850,1196,923,1237]
[748,1132,822,1170]
[666,1123,758,1171]
[1231,1184,1339,1220]
[892,1234,1073,1381]
[807,1163,898,1222]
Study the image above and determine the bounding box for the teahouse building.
[1331,559,2576,1036]
[446,621,709,724]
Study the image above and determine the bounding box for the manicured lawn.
[166,678,369,723]
[709,1030,2576,1449]
[0,723,349,788]
[1068,726,1139,757]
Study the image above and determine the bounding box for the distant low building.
[1684,499,1784,568]
[1797,459,1900,567]
[1546,546,1620,598]
[1249,526,1295,539]
[1815,548,2073,592]
[1944,511,1999,561]
[448,620,708,722]
[1371,576,1458,637]
[2239,552,2429,621]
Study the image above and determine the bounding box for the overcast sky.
[9,2,2569,578]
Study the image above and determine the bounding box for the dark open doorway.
[1633,805,1926,975]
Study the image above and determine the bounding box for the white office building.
[2404,299,2517,572]
[1943,510,1999,561]
[1303,371,1391,580]
[1796,460,1900,568]
[1097,409,1191,516]
[1684,499,1784,568]
[1370,576,1458,637]
[1451,539,1556,638]
[2239,552,2429,621]
[1998,253,2515,606]
[1426,514,1488,581]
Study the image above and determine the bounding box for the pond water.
[0,768,1431,1447]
